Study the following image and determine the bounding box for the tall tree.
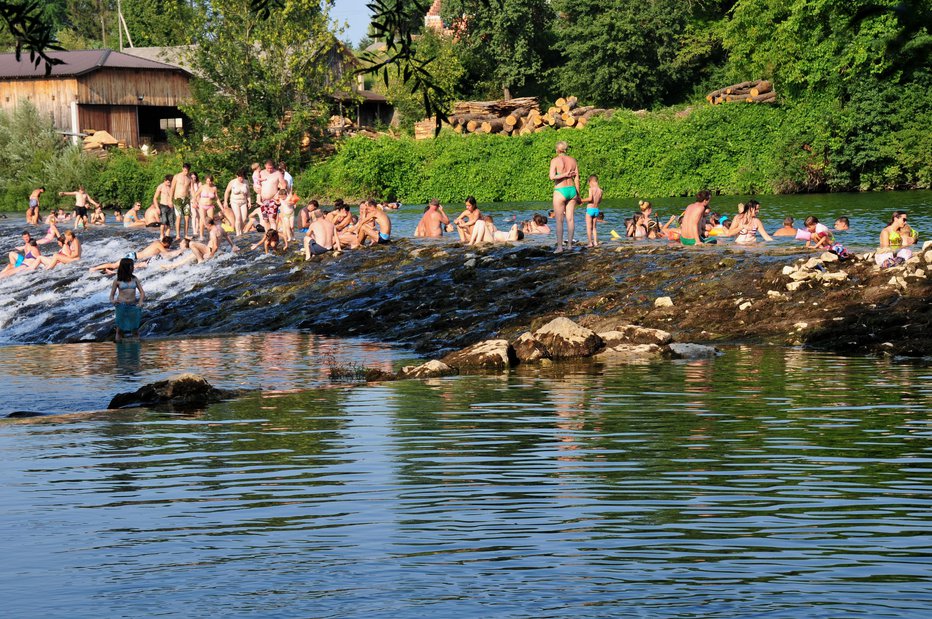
[550,0,723,108]
[183,0,352,166]
[441,0,555,99]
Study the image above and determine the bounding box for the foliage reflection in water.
[1,343,931,617]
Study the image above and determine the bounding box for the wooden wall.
[0,78,78,130]
[78,105,140,147]
[77,69,191,107]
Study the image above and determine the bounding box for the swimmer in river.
[679,190,711,246]
[549,141,580,253]
[726,199,773,244]
[59,186,99,230]
[773,217,797,237]
[89,204,106,225]
[579,175,603,247]
[522,213,550,235]
[1,239,42,279]
[27,188,44,224]
[415,199,449,238]
[110,258,145,342]
[89,237,180,273]
[834,216,850,231]
[39,229,82,270]
[36,214,61,244]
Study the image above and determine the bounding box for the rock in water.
[6,411,47,418]
[666,343,721,359]
[108,373,245,410]
[654,296,674,308]
[533,317,603,358]
[441,339,514,370]
[511,332,550,363]
[601,325,673,346]
[399,360,457,379]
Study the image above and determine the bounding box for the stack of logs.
[706,80,777,105]
[415,96,613,140]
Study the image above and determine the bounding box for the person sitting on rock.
[875,210,913,268]
[802,216,833,250]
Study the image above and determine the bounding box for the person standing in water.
[549,141,580,253]
[27,188,44,224]
[110,258,145,342]
[59,186,99,230]
[679,190,711,246]
[170,163,193,239]
[579,175,603,247]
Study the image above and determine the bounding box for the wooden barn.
[0,49,191,147]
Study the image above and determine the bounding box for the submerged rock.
[511,332,550,363]
[594,343,663,362]
[5,411,47,418]
[666,343,721,359]
[108,373,247,410]
[533,317,603,358]
[399,360,457,379]
[441,339,513,370]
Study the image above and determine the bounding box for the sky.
[330,0,375,47]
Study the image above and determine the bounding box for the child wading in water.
[110,258,145,341]
[579,175,603,247]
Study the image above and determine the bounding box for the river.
[1,337,930,617]
[1,192,930,616]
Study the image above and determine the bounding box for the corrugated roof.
[0,49,189,80]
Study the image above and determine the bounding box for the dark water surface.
[2,338,930,617]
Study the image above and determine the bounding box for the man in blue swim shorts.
[549,141,580,254]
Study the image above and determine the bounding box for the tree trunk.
[503,86,512,100]
[746,91,777,103]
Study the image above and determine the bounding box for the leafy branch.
[0,0,63,74]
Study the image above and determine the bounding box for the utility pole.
[118,0,123,50]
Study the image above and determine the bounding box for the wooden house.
[0,49,192,147]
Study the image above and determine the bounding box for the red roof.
[0,49,189,80]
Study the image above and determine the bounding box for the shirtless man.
[453,196,481,242]
[89,237,179,273]
[152,175,175,238]
[169,163,193,239]
[549,141,580,253]
[143,202,162,228]
[680,190,711,246]
[255,159,286,230]
[331,200,353,232]
[59,186,99,230]
[191,217,237,263]
[27,188,44,224]
[304,210,341,259]
[356,201,393,246]
[415,199,449,238]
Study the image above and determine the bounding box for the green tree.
[441,0,555,99]
[550,0,718,108]
[182,0,351,171]
[121,0,206,47]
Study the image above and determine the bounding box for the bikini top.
[200,187,215,199]
[118,279,136,290]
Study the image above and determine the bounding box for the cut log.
[479,118,507,133]
[750,81,773,97]
[746,91,777,103]
[505,107,531,126]
[724,81,755,95]
[562,115,577,127]
[414,119,436,140]
[581,108,608,120]
[570,105,595,117]
[466,119,482,132]
[575,116,588,129]
[453,123,463,134]
[555,97,567,107]
[561,96,578,112]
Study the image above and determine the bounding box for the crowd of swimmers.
[3,145,924,337]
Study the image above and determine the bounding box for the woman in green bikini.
[549,141,580,254]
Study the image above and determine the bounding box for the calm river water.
[1,334,930,617]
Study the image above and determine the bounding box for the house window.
[159,118,183,131]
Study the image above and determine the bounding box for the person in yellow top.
[875,210,915,268]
